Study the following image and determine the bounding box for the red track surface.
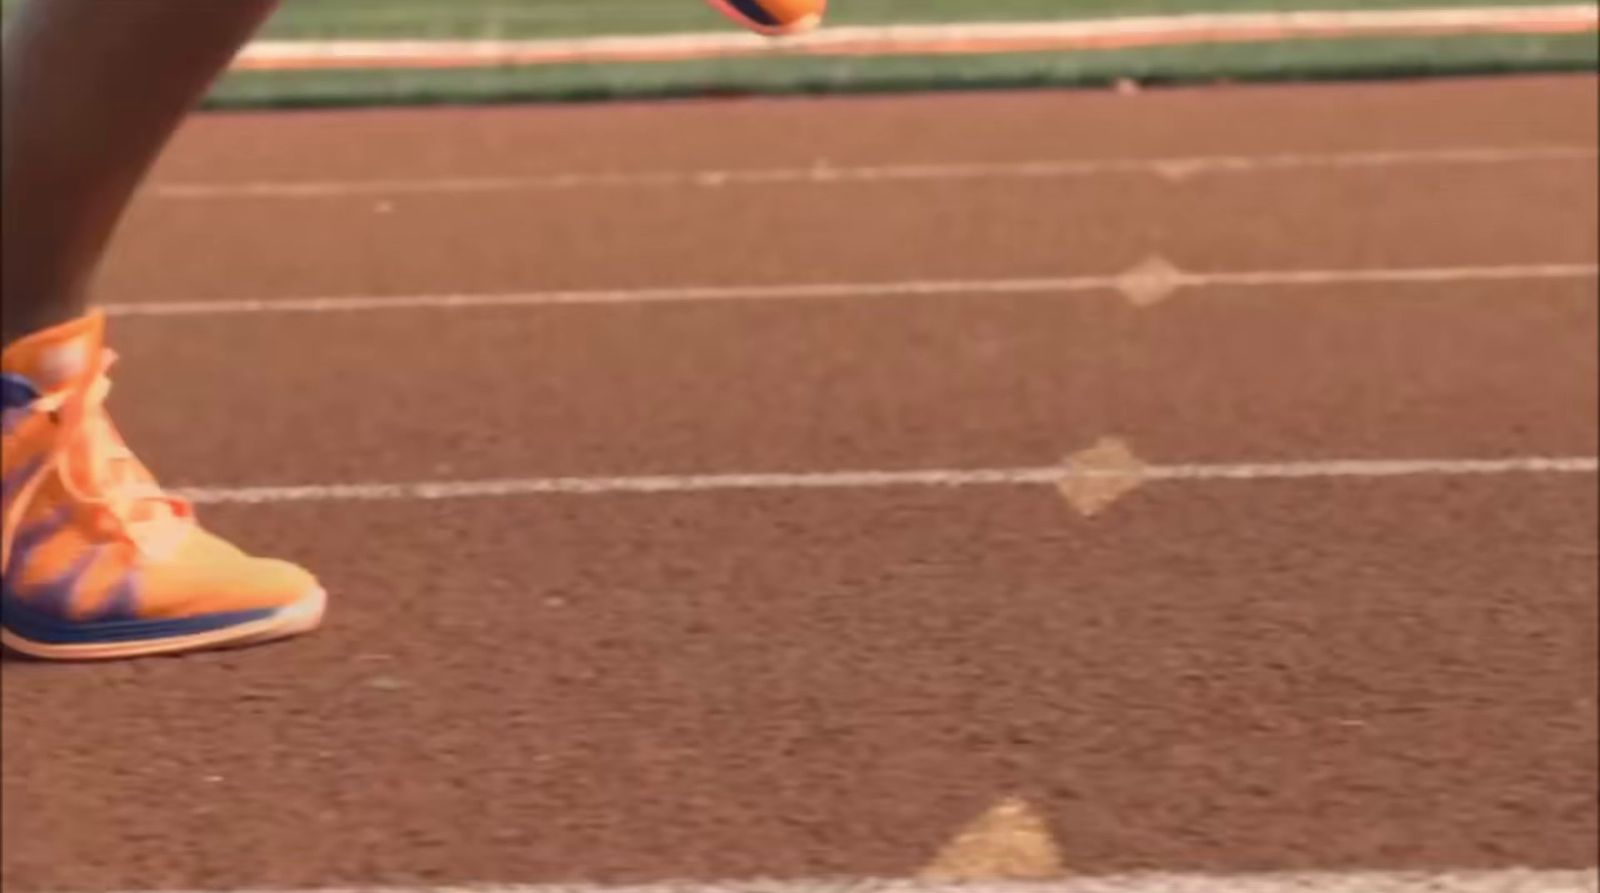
[3,75,1597,890]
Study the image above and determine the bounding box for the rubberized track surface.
[2,75,1597,891]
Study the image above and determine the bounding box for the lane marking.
[148,146,1599,199]
[230,5,1600,70]
[1115,257,1187,308]
[103,262,1600,318]
[1056,438,1149,517]
[921,797,1066,880]
[175,455,1600,506]
[95,868,1600,893]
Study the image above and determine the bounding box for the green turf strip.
[2,1,1592,109]
[258,0,1593,40]
[0,0,1580,39]
[205,32,1598,110]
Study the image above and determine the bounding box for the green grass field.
[1,0,1580,39]
[209,32,1598,109]
[257,0,1590,39]
[3,0,1593,108]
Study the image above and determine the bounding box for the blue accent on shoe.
[94,573,143,623]
[0,373,39,411]
[725,0,780,26]
[0,459,50,515]
[0,582,278,646]
[26,543,100,620]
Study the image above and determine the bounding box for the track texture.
[2,75,1597,890]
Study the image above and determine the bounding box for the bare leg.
[1,0,279,345]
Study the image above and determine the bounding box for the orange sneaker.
[1,311,324,660]
[706,0,826,36]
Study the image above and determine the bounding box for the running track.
[2,75,1596,892]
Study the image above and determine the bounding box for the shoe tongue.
[3,313,169,521]
[0,311,105,391]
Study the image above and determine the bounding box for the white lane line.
[148,146,1598,199]
[96,867,1600,893]
[176,455,1599,506]
[102,263,1600,318]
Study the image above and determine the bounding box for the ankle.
[2,306,90,352]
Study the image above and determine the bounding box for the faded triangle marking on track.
[919,796,1066,880]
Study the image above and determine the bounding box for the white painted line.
[176,455,1599,506]
[230,4,1600,69]
[1201,264,1600,286]
[147,146,1599,199]
[102,263,1600,318]
[1145,456,1600,480]
[97,867,1600,893]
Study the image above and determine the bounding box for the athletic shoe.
[706,0,826,36]
[1,311,325,660]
